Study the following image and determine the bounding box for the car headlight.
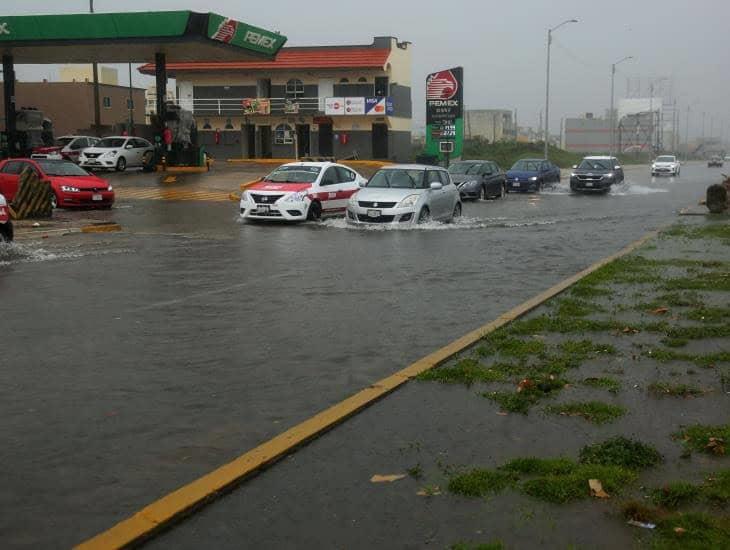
[241,191,251,202]
[285,191,309,202]
[604,172,614,179]
[104,150,118,158]
[651,164,657,169]
[570,172,577,177]
[107,185,113,191]
[529,176,538,181]
[61,185,80,192]
[397,194,420,208]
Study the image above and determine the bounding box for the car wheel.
[417,207,431,224]
[49,192,58,209]
[116,157,127,172]
[0,223,12,242]
[306,201,322,221]
[452,202,462,221]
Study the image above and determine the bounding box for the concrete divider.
[10,168,53,220]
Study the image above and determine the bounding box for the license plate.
[257,205,270,214]
[367,209,381,218]
[585,182,593,187]
[92,193,103,201]
[512,182,520,188]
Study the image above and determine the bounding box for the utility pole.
[543,18,578,159]
[685,105,690,161]
[128,62,134,134]
[90,0,101,137]
[702,111,706,143]
[610,56,633,155]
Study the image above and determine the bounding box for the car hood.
[450,174,480,185]
[49,175,110,189]
[572,168,611,175]
[248,182,311,193]
[356,187,425,202]
[506,170,539,179]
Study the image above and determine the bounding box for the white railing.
[145,97,322,116]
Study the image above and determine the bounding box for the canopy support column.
[155,52,167,131]
[2,55,18,156]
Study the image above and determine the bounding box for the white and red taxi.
[0,192,13,242]
[239,162,367,222]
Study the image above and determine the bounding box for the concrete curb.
[74,229,659,550]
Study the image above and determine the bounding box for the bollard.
[10,167,52,220]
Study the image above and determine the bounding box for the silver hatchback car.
[346,164,462,225]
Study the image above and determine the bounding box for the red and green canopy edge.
[0,11,287,63]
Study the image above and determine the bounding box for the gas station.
[0,10,287,163]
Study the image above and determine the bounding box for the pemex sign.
[425,67,464,161]
[207,14,285,55]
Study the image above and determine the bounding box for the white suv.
[651,155,680,177]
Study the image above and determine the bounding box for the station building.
[139,36,412,161]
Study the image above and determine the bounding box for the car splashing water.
[0,241,132,266]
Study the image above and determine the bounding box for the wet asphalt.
[0,162,719,548]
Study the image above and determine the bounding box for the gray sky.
[6,0,730,140]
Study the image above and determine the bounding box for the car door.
[333,165,361,211]
[425,169,447,218]
[317,166,341,213]
[0,160,26,200]
[480,162,500,196]
[439,170,458,215]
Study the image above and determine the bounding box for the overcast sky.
[6,0,730,140]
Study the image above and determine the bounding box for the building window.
[358,77,367,83]
[285,79,304,98]
[225,118,234,129]
[339,78,349,83]
[274,123,294,145]
[102,97,112,108]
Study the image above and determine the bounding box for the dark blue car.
[505,158,561,193]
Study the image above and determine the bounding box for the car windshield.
[97,138,127,148]
[265,166,321,183]
[55,137,74,147]
[448,162,480,175]
[578,159,612,170]
[36,160,90,176]
[511,160,542,171]
[367,169,426,189]
[656,156,676,162]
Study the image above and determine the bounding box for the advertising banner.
[365,97,386,116]
[425,67,464,160]
[325,97,345,115]
[344,97,366,115]
[241,98,271,115]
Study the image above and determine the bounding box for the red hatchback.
[0,158,114,209]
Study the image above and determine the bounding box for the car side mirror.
[125,144,133,149]
[614,165,621,170]
[430,181,443,190]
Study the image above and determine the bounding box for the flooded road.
[0,162,717,547]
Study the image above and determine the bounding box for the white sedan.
[240,162,367,222]
[79,136,154,172]
[651,155,681,177]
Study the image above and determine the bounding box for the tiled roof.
[138,47,390,74]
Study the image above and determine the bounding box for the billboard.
[241,98,271,115]
[344,97,365,115]
[207,14,286,55]
[425,67,464,160]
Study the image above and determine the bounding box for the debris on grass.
[588,478,610,498]
[416,484,441,497]
[652,482,702,509]
[648,382,705,398]
[579,437,662,469]
[370,474,406,483]
[545,401,626,424]
[674,424,730,455]
[484,376,567,414]
[519,464,635,504]
[582,376,621,393]
[653,511,730,549]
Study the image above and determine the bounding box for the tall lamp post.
[544,18,578,160]
[610,56,633,155]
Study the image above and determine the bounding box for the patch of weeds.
[652,482,702,508]
[499,457,575,476]
[582,376,621,393]
[663,337,689,348]
[704,470,730,505]
[482,334,547,359]
[579,437,662,469]
[648,382,704,398]
[447,468,517,497]
[520,464,635,504]
[570,284,612,298]
[674,424,730,455]
[545,401,626,424]
[559,339,617,359]
[621,500,663,524]
[484,376,568,414]
[407,464,423,480]
[667,221,730,242]
[653,512,730,549]
[666,324,730,340]
[450,542,504,550]
[507,315,616,336]
[656,292,705,308]
[645,349,730,368]
[664,271,730,292]
[417,358,507,386]
[554,297,604,318]
[686,306,730,322]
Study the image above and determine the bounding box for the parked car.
[79,136,154,172]
[570,156,624,193]
[0,192,13,242]
[240,162,367,222]
[0,158,114,209]
[651,155,680,177]
[31,135,99,163]
[506,158,561,193]
[447,160,507,200]
[346,164,461,225]
[708,156,724,168]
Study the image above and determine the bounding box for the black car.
[570,156,624,193]
[708,156,723,168]
[447,160,507,200]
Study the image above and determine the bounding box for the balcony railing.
[146,97,324,116]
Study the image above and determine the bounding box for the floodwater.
[0,162,719,548]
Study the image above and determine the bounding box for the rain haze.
[5,0,730,140]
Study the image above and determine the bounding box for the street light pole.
[544,18,578,160]
[610,56,633,155]
[90,0,101,137]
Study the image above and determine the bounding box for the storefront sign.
[344,97,365,115]
[241,98,271,115]
[284,100,300,114]
[325,97,345,115]
[425,67,464,160]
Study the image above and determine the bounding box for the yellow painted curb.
[228,193,240,202]
[162,176,177,184]
[75,230,659,550]
[155,166,209,174]
[81,223,122,234]
[239,179,263,191]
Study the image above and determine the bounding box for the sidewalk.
[148,217,729,549]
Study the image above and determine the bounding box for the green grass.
[460,139,582,168]
[674,424,730,455]
[664,271,730,292]
[447,468,517,497]
[579,437,662,469]
[554,297,604,318]
[653,512,730,549]
[507,315,616,336]
[558,339,617,358]
[480,334,547,359]
[450,542,504,550]
[652,482,702,508]
[570,285,612,298]
[663,222,730,243]
[645,349,730,368]
[520,464,635,504]
[686,306,730,322]
[416,358,507,386]
[648,382,704,398]
[655,292,705,308]
[407,464,423,480]
[484,376,567,414]
[499,457,575,476]
[545,401,626,424]
[582,376,621,393]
